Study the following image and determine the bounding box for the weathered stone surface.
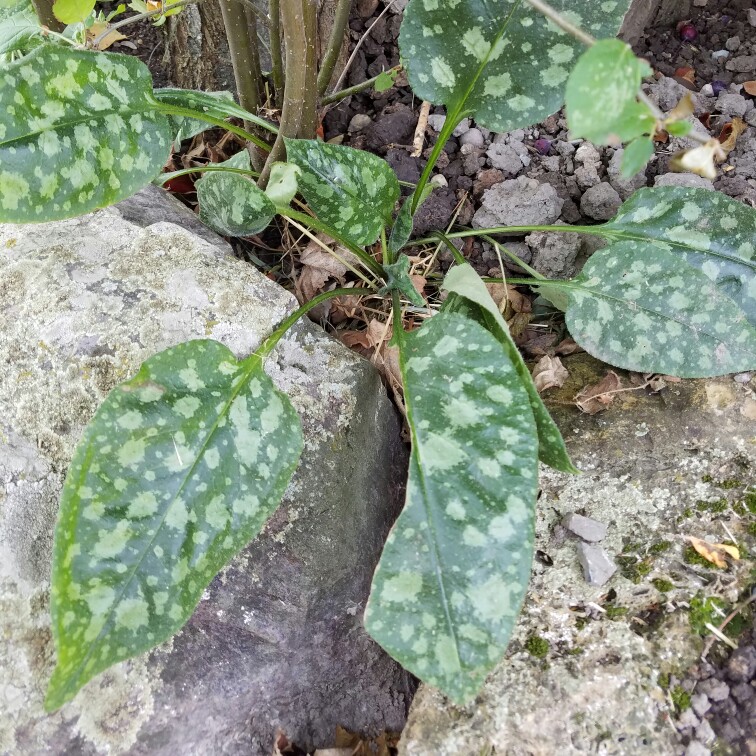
[0,188,412,755]
[400,355,756,755]
[473,176,563,230]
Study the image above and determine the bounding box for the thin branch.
[31,0,64,32]
[317,0,352,96]
[330,0,396,94]
[269,0,284,108]
[320,65,401,106]
[219,0,262,115]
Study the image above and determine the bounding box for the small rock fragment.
[684,741,711,756]
[726,646,756,682]
[608,148,648,199]
[347,114,372,133]
[716,92,749,118]
[696,678,730,702]
[580,183,622,221]
[690,693,711,718]
[459,128,485,148]
[726,55,756,73]
[677,708,701,730]
[562,513,608,543]
[576,543,616,586]
[695,719,716,746]
[473,176,563,229]
[486,143,523,175]
[654,173,715,190]
[526,223,583,279]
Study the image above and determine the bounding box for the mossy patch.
[652,578,674,593]
[670,686,691,712]
[688,595,727,636]
[525,635,550,658]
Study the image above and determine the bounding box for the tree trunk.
[620,0,692,44]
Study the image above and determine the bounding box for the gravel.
[580,182,622,221]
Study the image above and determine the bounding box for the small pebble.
[691,693,711,718]
[576,543,616,586]
[685,740,711,756]
[696,678,730,702]
[734,373,752,384]
[562,513,608,543]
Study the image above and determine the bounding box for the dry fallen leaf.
[295,235,355,302]
[532,355,569,393]
[574,371,622,414]
[718,117,748,156]
[554,337,583,356]
[686,536,740,569]
[743,81,756,97]
[670,139,726,180]
[86,22,128,50]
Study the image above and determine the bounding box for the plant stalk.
[411,224,609,247]
[316,0,352,96]
[255,287,371,359]
[219,0,264,115]
[269,0,284,108]
[31,0,63,31]
[300,0,319,137]
[321,66,401,106]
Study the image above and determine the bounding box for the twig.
[411,101,431,158]
[317,0,352,96]
[321,66,402,107]
[701,593,756,660]
[330,0,397,94]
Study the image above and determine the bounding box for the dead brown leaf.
[554,338,583,356]
[532,355,569,393]
[718,117,748,156]
[295,235,354,301]
[574,371,622,414]
[86,22,128,50]
[686,536,740,569]
[743,81,756,97]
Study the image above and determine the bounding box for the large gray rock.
[473,176,563,230]
[0,187,412,755]
[400,355,756,755]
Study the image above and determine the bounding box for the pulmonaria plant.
[1,0,755,710]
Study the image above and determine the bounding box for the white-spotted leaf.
[153,87,278,139]
[442,263,576,474]
[565,39,655,145]
[0,5,39,55]
[285,138,400,246]
[196,171,275,237]
[399,0,631,133]
[46,339,303,710]
[365,312,539,704]
[565,242,756,377]
[601,187,756,326]
[0,45,171,223]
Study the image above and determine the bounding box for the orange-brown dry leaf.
[718,117,748,156]
[686,536,740,569]
[554,337,583,356]
[743,81,756,96]
[574,371,622,414]
[532,355,569,393]
[87,23,128,50]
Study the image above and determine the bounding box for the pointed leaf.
[620,137,654,178]
[600,187,756,326]
[196,171,275,237]
[264,162,300,207]
[46,339,303,710]
[0,45,171,223]
[285,138,400,246]
[366,312,539,704]
[442,263,576,473]
[398,0,631,132]
[565,39,654,145]
[565,242,756,377]
[153,87,278,137]
[388,184,434,256]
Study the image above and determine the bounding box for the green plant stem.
[411,224,608,247]
[279,207,385,278]
[411,108,469,214]
[321,66,402,106]
[317,0,352,96]
[433,231,466,266]
[259,0,311,186]
[300,0,318,137]
[219,0,263,114]
[31,0,64,31]
[524,0,595,46]
[153,102,273,152]
[155,166,259,185]
[269,0,284,108]
[479,234,544,280]
[91,0,191,47]
[255,287,370,359]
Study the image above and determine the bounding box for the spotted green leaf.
[0,45,171,223]
[285,138,400,246]
[0,5,40,55]
[564,242,756,377]
[620,137,654,178]
[196,171,275,237]
[601,187,756,327]
[0,0,30,20]
[46,339,303,710]
[53,0,95,24]
[264,162,300,207]
[153,87,278,138]
[441,263,576,474]
[398,0,631,133]
[365,312,539,704]
[565,39,654,145]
